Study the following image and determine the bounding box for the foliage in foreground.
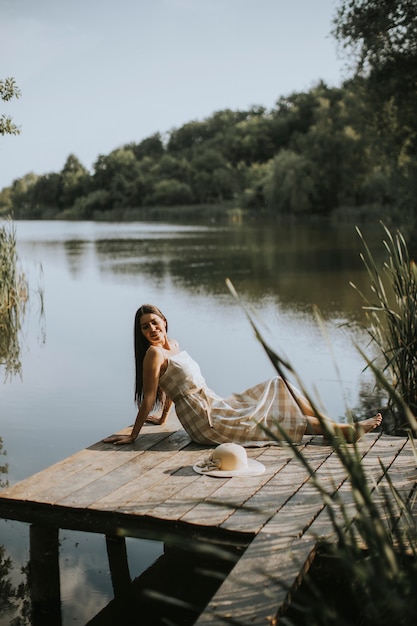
[0,220,28,378]
[0,76,21,137]
[0,219,44,380]
[227,277,417,625]
[351,223,417,433]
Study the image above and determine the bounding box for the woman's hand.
[102,434,136,445]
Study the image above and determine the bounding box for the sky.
[0,0,346,190]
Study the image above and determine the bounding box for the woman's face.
[140,312,167,345]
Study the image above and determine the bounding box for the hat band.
[195,456,221,473]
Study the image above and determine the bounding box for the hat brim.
[192,458,265,477]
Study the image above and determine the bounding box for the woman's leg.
[293,388,383,442]
[305,413,383,443]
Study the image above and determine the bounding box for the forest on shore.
[1,1,416,222]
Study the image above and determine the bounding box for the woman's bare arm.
[103,347,163,444]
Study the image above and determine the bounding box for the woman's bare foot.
[145,415,164,425]
[306,412,383,443]
[339,412,383,443]
[352,412,383,440]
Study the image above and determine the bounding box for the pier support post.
[29,524,62,626]
[106,535,131,599]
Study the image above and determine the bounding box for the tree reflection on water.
[0,437,30,626]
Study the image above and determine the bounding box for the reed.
[351,223,417,433]
[226,277,417,626]
[0,219,28,378]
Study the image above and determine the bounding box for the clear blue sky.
[1,0,345,190]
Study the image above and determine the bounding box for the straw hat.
[192,442,265,477]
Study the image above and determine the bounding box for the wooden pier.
[0,414,416,625]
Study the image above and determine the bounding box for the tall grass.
[351,223,417,433]
[0,219,28,378]
[226,277,417,626]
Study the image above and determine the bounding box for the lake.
[0,218,387,624]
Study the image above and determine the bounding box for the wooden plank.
[0,426,179,502]
[220,444,332,533]
[245,450,346,538]
[178,449,281,528]
[0,447,118,500]
[180,477,269,528]
[25,449,146,505]
[308,434,414,541]
[195,531,317,626]
[56,430,193,508]
[262,433,389,538]
[196,433,408,625]
[146,441,311,527]
[0,428,191,505]
[194,445,344,624]
[88,449,210,513]
[179,442,321,528]
[115,453,213,519]
[87,443,272,526]
[1,430,415,626]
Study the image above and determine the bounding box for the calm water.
[0,219,386,624]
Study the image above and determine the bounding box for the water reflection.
[0,438,30,626]
[0,438,8,493]
[14,220,385,317]
[92,221,384,316]
[0,545,30,625]
[8,219,388,425]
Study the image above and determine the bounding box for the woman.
[103,304,382,446]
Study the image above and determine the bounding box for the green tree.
[32,173,62,217]
[71,189,110,219]
[167,109,250,157]
[9,173,38,219]
[0,187,13,216]
[333,1,417,166]
[238,162,270,210]
[149,179,193,206]
[204,108,249,140]
[0,77,21,136]
[59,154,90,208]
[152,154,192,184]
[221,113,277,166]
[333,0,417,74]
[274,89,320,138]
[128,133,165,160]
[191,149,235,203]
[263,150,314,214]
[291,86,364,211]
[167,120,210,154]
[92,148,142,209]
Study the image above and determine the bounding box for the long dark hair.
[134,304,168,407]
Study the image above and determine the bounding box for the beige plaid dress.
[159,351,307,446]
